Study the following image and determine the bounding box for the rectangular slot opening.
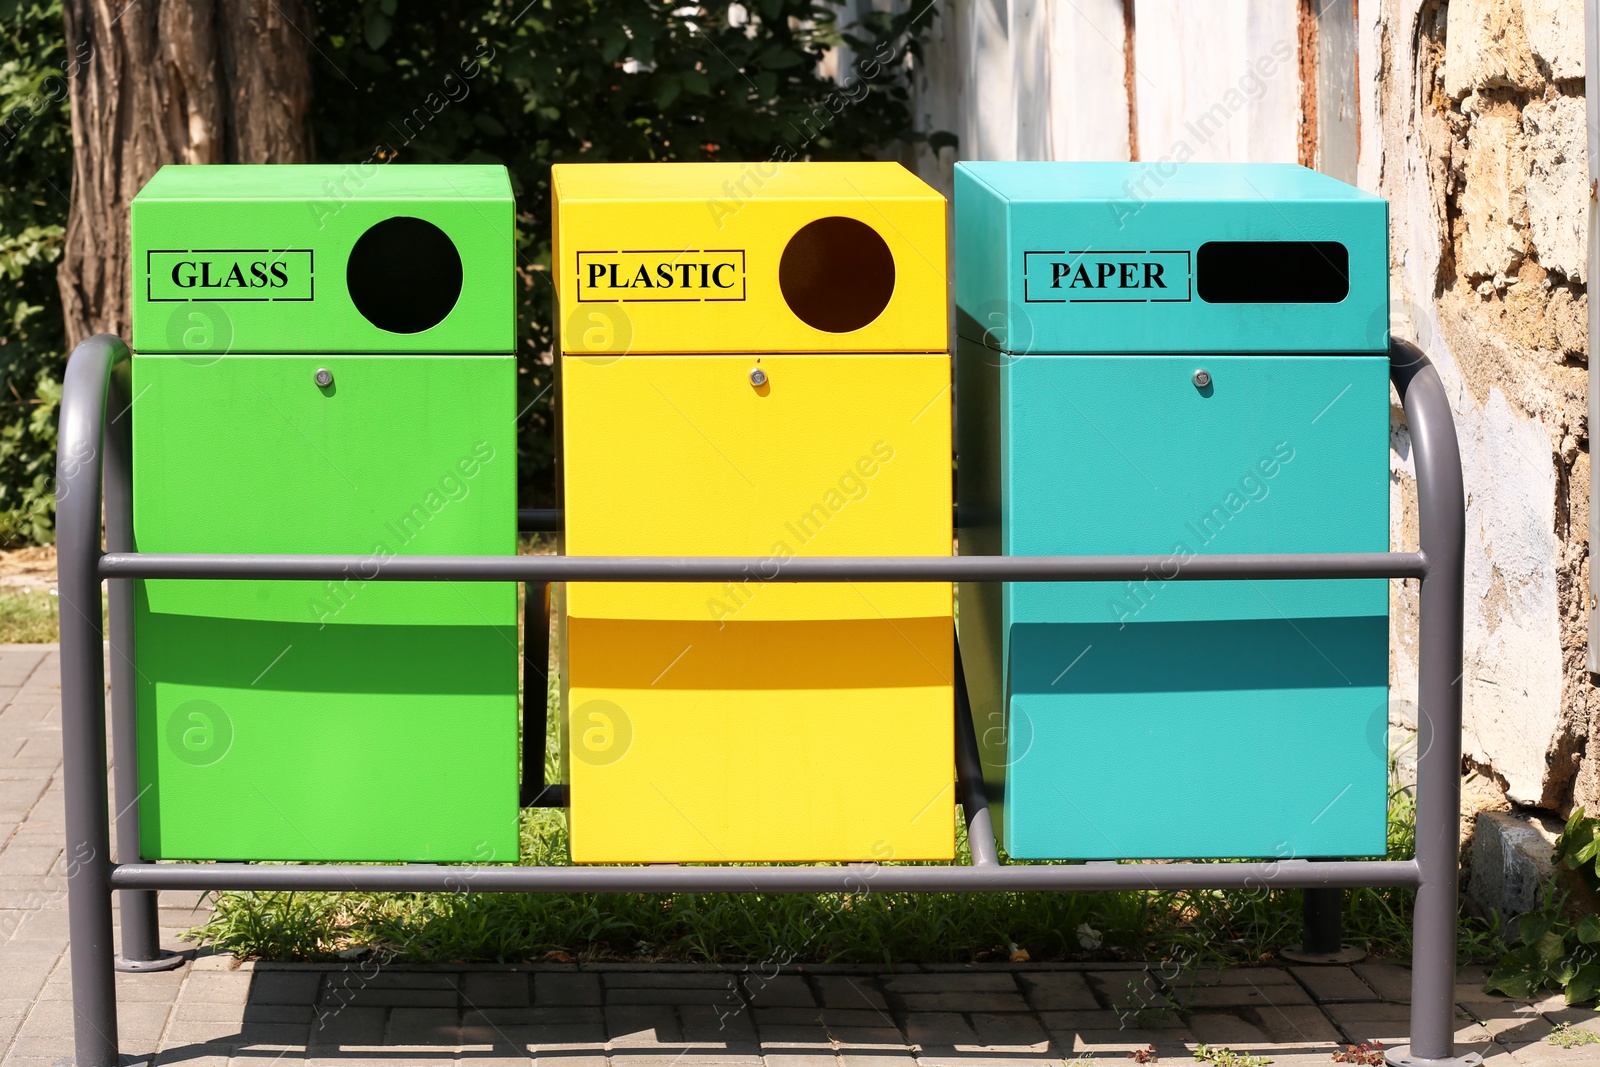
[1197,241,1349,304]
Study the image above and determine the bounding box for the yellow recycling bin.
[554,162,954,863]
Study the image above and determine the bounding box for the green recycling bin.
[129,165,519,862]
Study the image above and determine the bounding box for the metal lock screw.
[1192,368,1212,389]
[749,366,767,387]
[314,368,333,388]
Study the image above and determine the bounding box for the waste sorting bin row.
[126,158,1392,866]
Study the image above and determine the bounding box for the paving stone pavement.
[1,645,1598,1066]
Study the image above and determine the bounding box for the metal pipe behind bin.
[953,633,999,867]
[1301,887,1344,955]
[520,581,553,808]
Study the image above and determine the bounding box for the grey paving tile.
[1253,1003,1345,1044]
[814,977,888,1011]
[1291,965,1381,1003]
[1018,971,1099,1011]
[894,993,1030,1013]
[1174,980,1315,1010]
[836,1053,918,1067]
[739,976,815,1008]
[608,986,742,1007]
[604,973,735,989]
[755,1024,833,1046]
[248,971,323,1006]
[152,1041,233,1067]
[1352,963,1413,1003]
[308,1004,386,1047]
[535,973,602,1006]
[1174,967,1300,987]
[463,972,532,1008]
[606,1004,682,1046]
[0,849,60,879]
[323,986,456,1009]
[761,1008,886,1029]
[1058,1031,1196,1053]
[171,999,247,1024]
[1038,1008,1125,1032]
[607,1051,762,1067]
[819,1026,907,1046]
[968,1011,1050,1048]
[180,970,255,1005]
[1188,1011,1271,1043]
[681,1004,759,1045]
[882,974,1016,994]
[386,1006,461,1045]
[527,1054,604,1067]
[903,1012,976,1046]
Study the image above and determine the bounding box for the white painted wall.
[911,0,1300,192]
[1131,2,1299,165]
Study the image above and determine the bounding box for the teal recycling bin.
[955,162,1391,860]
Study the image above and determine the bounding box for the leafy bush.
[0,0,945,537]
[1482,810,1600,1005]
[1485,890,1600,1004]
[1556,805,1600,891]
[0,0,72,546]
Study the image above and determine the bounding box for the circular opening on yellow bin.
[347,216,463,334]
[779,217,895,333]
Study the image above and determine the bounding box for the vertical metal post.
[520,580,551,806]
[58,335,126,1067]
[104,365,181,972]
[1301,888,1344,954]
[1388,341,1476,1067]
[1282,866,1364,963]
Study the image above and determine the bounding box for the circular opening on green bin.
[779,216,895,333]
[347,216,464,334]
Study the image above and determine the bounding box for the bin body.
[554,162,954,863]
[955,162,1390,860]
[129,165,519,862]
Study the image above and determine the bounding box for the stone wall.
[1368,0,1590,811]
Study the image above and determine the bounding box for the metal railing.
[56,334,1474,1067]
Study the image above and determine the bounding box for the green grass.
[0,587,59,643]
[188,658,1448,965]
[188,797,1435,965]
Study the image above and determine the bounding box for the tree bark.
[57,0,314,346]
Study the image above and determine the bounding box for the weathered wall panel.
[912,0,1593,815]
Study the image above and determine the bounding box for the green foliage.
[1555,806,1600,891]
[1549,1023,1600,1048]
[0,0,72,545]
[308,0,945,507]
[1485,887,1600,1005]
[1192,1045,1272,1067]
[0,0,944,538]
[1486,808,1600,1006]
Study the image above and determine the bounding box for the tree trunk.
[57,0,314,347]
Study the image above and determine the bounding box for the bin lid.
[955,162,1388,355]
[553,162,946,355]
[131,164,515,355]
